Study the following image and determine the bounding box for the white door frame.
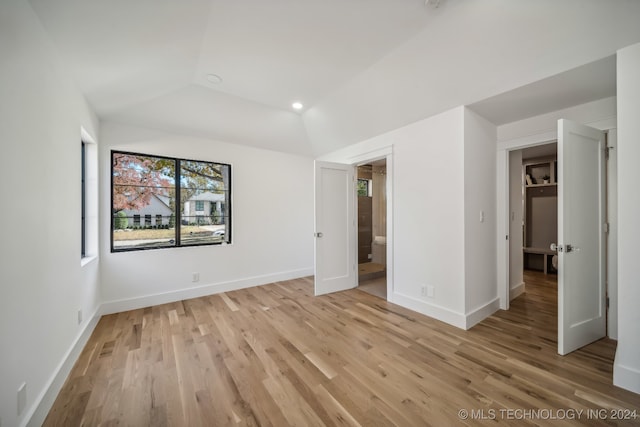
[496,119,617,337]
[347,146,394,302]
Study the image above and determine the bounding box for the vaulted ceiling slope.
[27,0,640,156]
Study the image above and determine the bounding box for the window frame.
[81,141,86,257]
[111,150,232,252]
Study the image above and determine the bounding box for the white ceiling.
[26,0,640,156]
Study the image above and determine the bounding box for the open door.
[314,161,356,295]
[556,119,606,355]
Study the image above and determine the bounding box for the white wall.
[463,109,499,324]
[0,1,101,426]
[320,107,499,329]
[614,42,640,394]
[392,109,466,319]
[99,122,314,312]
[508,150,524,298]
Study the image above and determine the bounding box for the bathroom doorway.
[356,159,387,299]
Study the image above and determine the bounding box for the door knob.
[551,243,573,253]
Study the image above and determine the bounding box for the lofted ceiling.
[26,0,640,156]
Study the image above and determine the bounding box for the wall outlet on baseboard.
[421,285,435,298]
[192,272,200,283]
[17,382,26,416]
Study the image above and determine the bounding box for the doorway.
[500,122,616,354]
[356,159,387,299]
[516,143,558,282]
[508,143,560,331]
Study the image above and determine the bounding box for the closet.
[523,156,558,273]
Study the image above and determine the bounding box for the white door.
[556,119,606,355]
[314,161,356,296]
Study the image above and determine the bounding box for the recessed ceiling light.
[292,102,303,110]
[206,74,223,84]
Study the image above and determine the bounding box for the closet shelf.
[526,183,557,188]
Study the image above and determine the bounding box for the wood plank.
[44,271,640,426]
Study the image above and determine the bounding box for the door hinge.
[605,146,614,159]
[506,235,509,240]
[603,222,610,233]
[606,297,610,309]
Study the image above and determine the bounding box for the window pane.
[112,153,176,250]
[180,160,231,246]
[357,179,369,197]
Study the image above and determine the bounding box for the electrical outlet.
[421,285,435,298]
[427,285,435,298]
[17,382,26,416]
[192,272,200,283]
[77,309,82,325]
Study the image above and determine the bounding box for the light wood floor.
[45,271,640,426]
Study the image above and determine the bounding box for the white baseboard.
[465,297,500,329]
[24,306,101,427]
[614,361,640,394]
[100,268,313,315]
[392,292,466,329]
[510,281,526,301]
[392,292,500,331]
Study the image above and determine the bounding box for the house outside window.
[133,215,140,226]
[195,200,204,211]
[156,214,163,225]
[145,214,152,226]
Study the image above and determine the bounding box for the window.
[357,179,371,197]
[111,150,231,251]
[80,130,98,262]
[81,142,86,257]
